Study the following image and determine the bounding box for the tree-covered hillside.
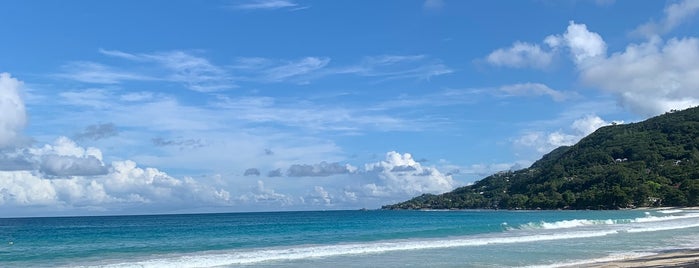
[383,107,699,210]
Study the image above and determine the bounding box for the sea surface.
[1,209,698,267]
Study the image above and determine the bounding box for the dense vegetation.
[384,107,699,210]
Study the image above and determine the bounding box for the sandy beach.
[583,249,699,268]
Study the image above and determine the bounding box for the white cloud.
[423,0,444,10]
[570,114,609,135]
[59,88,114,108]
[0,137,230,214]
[486,42,554,69]
[262,57,330,83]
[311,186,332,205]
[579,37,699,115]
[489,19,697,116]
[498,83,571,102]
[212,95,420,132]
[0,73,26,148]
[233,0,299,10]
[514,115,612,153]
[100,49,234,92]
[40,154,108,176]
[486,21,605,68]
[60,49,233,92]
[237,180,292,205]
[362,151,455,197]
[633,0,699,38]
[234,54,452,84]
[120,91,155,102]
[57,61,152,84]
[344,55,453,81]
[545,21,607,64]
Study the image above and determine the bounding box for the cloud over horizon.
[487,19,699,117]
[0,73,26,148]
[0,74,459,215]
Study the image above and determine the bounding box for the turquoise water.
[1,209,698,267]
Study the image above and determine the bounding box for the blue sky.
[1,0,699,216]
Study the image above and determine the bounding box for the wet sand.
[583,249,699,267]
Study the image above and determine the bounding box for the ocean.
[1,209,698,267]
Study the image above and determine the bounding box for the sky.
[1,0,699,217]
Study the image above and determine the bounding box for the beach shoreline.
[577,249,699,268]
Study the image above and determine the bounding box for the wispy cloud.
[423,0,444,10]
[100,49,234,92]
[486,42,554,69]
[57,61,153,84]
[513,114,617,155]
[232,0,305,11]
[261,57,330,83]
[61,51,450,91]
[232,54,451,84]
[59,49,234,92]
[339,55,453,81]
[498,83,574,102]
[211,95,420,132]
[633,0,699,38]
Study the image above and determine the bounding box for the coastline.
[575,249,699,268]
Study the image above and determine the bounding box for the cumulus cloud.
[309,186,332,205]
[579,37,699,115]
[0,150,36,171]
[486,42,554,69]
[515,115,613,153]
[545,21,607,64]
[490,19,698,116]
[486,21,605,68]
[0,73,26,147]
[237,180,291,205]
[633,0,699,38]
[75,123,118,141]
[286,161,357,177]
[0,136,230,214]
[546,20,698,115]
[40,155,108,176]
[362,151,455,197]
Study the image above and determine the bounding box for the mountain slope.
[383,107,699,210]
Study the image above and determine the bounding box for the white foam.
[69,211,699,268]
[626,222,699,233]
[657,209,683,214]
[633,213,699,223]
[73,230,618,268]
[517,219,621,230]
[516,212,699,230]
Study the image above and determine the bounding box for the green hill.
[383,107,699,210]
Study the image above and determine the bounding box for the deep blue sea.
[1,209,698,267]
